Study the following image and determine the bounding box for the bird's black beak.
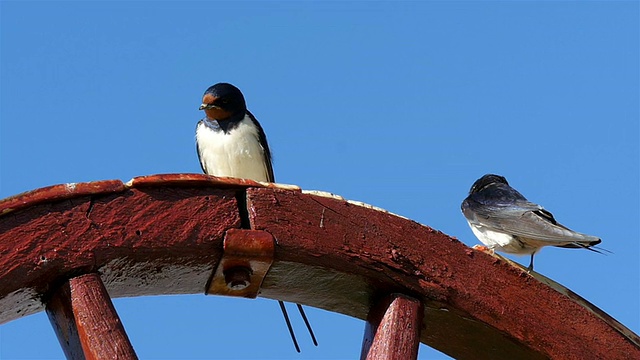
[199,103,219,111]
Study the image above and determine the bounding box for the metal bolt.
[224,266,252,290]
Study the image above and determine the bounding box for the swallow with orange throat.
[196,82,318,352]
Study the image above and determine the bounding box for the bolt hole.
[224,267,252,290]
[205,196,210,201]
[135,230,142,236]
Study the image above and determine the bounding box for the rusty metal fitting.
[224,266,252,290]
[206,229,275,298]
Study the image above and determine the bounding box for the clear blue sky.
[1,1,638,359]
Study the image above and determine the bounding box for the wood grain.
[0,175,637,360]
[247,187,639,360]
[46,273,137,360]
[361,294,422,360]
[0,182,241,323]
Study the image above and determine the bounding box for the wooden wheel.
[1,174,638,359]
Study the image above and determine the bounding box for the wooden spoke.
[361,294,423,360]
[0,174,637,359]
[46,273,137,360]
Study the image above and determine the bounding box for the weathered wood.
[361,294,422,360]
[0,180,125,216]
[0,176,242,323]
[0,175,638,360]
[46,273,137,360]
[247,187,640,360]
[207,229,275,298]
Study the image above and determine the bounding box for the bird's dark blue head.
[199,83,247,121]
[469,174,509,195]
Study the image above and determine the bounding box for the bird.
[461,174,603,271]
[196,83,273,182]
[196,82,317,352]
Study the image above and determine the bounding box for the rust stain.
[0,176,637,360]
[206,229,275,298]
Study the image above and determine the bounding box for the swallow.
[196,83,317,352]
[196,83,273,182]
[461,174,603,271]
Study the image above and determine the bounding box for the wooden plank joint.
[206,229,275,298]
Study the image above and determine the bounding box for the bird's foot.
[472,245,495,255]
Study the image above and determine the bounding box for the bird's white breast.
[196,115,270,182]
[467,222,536,255]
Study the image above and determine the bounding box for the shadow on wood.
[0,174,638,359]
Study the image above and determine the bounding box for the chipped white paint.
[64,183,77,192]
[302,190,345,200]
[302,190,411,221]
[259,181,300,191]
[346,199,410,220]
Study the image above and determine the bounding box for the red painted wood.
[246,187,640,360]
[129,173,265,188]
[0,182,241,323]
[360,294,422,360]
[0,175,638,359]
[46,273,137,360]
[128,173,301,191]
[0,180,125,216]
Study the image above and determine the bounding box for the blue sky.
[1,1,638,359]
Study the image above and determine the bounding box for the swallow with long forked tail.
[462,174,604,271]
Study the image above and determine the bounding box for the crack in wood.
[85,197,95,219]
[236,190,251,229]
